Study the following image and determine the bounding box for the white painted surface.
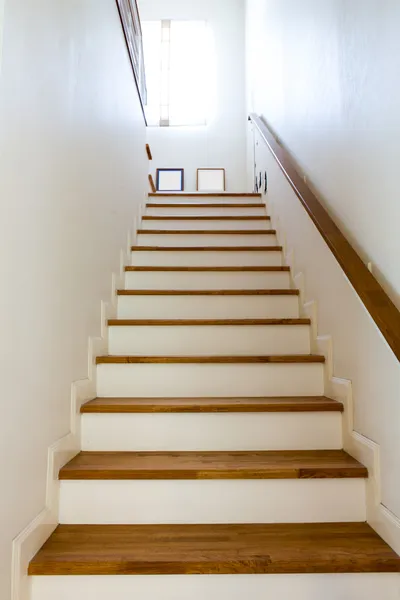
[125,270,291,289]
[146,205,266,216]
[140,218,272,230]
[97,363,325,397]
[140,0,247,192]
[137,232,278,247]
[0,1,147,597]
[30,573,400,600]
[81,412,342,451]
[130,249,283,267]
[246,0,400,308]
[117,294,300,319]
[108,324,311,356]
[59,479,366,524]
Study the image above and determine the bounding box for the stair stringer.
[11,197,147,600]
[283,246,400,557]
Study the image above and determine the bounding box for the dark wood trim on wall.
[146,144,153,160]
[148,174,156,193]
[249,113,400,362]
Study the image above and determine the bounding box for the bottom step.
[30,573,400,600]
[29,523,400,575]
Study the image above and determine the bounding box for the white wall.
[139,0,247,192]
[246,0,400,539]
[0,0,147,597]
[246,0,400,308]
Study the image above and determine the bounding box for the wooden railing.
[249,113,400,362]
[115,0,147,121]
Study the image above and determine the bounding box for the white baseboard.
[285,246,400,556]
[11,196,147,600]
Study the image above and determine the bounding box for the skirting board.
[11,196,147,600]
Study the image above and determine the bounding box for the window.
[142,20,215,127]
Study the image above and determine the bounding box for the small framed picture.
[156,168,185,192]
[197,168,226,192]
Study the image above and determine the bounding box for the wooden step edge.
[81,396,343,414]
[130,246,283,252]
[107,318,311,326]
[142,215,271,221]
[28,522,400,576]
[96,355,326,365]
[136,229,276,235]
[58,452,368,481]
[117,289,299,296]
[149,193,263,197]
[147,203,264,208]
[125,266,291,272]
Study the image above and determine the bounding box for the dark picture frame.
[156,168,185,192]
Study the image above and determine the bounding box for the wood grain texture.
[81,396,343,414]
[148,174,156,193]
[145,144,153,160]
[107,318,310,326]
[136,229,276,235]
[149,193,262,198]
[96,355,325,364]
[250,113,400,362]
[117,289,299,296]
[125,266,291,272]
[131,246,283,252]
[142,215,271,221]
[28,522,400,575]
[58,450,367,481]
[147,203,264,208]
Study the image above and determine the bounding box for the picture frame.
[197,168,226,192]
[156,168,185,192]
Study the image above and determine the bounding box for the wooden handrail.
[249,113,400,362]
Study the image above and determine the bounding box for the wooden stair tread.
[142,215,271,220]
[108,318,310,326]
[125,266,290,272]
[149,193,262,197]
[131,246,282,252]
[117,289,299,295]
[137,229,276,234]
[28,522,400,575]
[147,203,264,208]
[81,396,343,414]
[96,355,326,365]
[59,450,365,480]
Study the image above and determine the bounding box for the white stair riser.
[59,479,366,525]
[130,250,283,267]
[141,219,272,230]
[125,271,291,290]
[81,412,342,451]
[149,196,265,204]
[96,363,325,397]
[117,295,300,320]
[136,233,278,247]
[146,206,267,216]
[31,574,400,600]
[108,325,311,356]
[30,574,400,600]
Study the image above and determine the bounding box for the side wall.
[246,0,400,541]
[246,0,400,307]
[0,0,147,597]
[139,0,247,192]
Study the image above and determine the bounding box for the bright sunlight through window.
[142,20,215,127]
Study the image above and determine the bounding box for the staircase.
[29,192,400,600]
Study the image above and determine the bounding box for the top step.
[148,193,263,205]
